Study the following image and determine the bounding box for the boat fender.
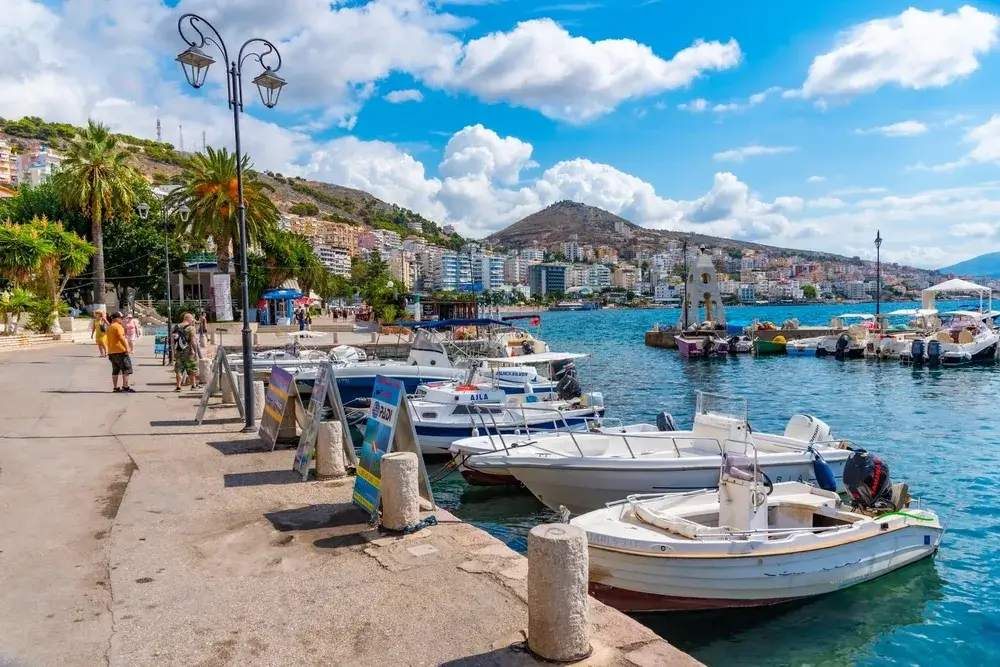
[655,412,678,432]
[807,446,838,492]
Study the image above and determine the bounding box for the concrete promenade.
[0,341,701,667]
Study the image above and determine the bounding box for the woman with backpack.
[91,311,108,357]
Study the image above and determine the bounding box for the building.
[0,140,15,185]
[436,252,472,292]
[287,215,359,256]
[562,235,584,262]
[407,219,423,233]
[529,264,567,296]
[503,253,529,284]
[389,250,417,290]
[654,283,681,303]
[612,265,640,290]
[313,245,351,278]
[586,264,612,289]
[15,146,62,186]
[480,254,505,291]
[441,224,456,235]
[520,247,545,263]
[845,280,867,300]
[739,284,756,303]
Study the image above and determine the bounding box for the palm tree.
[33,216,95,309]
[0,220,53,285]
[166,147,278,277]
[53,120,141,308]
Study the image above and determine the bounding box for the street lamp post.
[138,200,190,365]
[875,230,883,321]
[176,13,287,431]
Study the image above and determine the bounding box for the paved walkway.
[0,341,700,667]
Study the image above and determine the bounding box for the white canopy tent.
[922,278,994,314]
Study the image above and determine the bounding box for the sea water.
[431,303,1000,666]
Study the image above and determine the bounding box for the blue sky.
[6,0,1000,268]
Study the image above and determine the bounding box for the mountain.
[486,200,844,261]
[939,252,1000,278]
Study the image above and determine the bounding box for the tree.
[53,120,142,307]
[290,201,319,216]
[359,252,400,322]
[802,284,818,300]
[166,146,279,278]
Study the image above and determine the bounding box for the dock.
[0,341,701,666]
[645,326,848,350]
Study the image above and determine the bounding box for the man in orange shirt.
[106,312,135,393]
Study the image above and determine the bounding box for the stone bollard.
[316,421,347,479]
[370,332,378,344]
[197,358,211,386]
[380,452,420,531]
[527,524,592,662]
[252,333,259,346]
[252,380,266,420]
[221,372,235,404]
[209,331,216,345]
[332,332,339,344]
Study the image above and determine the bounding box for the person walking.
[296,307,305,331]
[106,312,134,393]
[197,312,208,352]
[305,311,312,331]
[124,314,141,353]
[172,313,200,392]
[91,311,108,357]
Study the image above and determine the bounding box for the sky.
[5,1,1000,269]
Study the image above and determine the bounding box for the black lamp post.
[138,200,190,364]
[176,13,287,431]
[875,230,883,319]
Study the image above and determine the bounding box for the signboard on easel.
[259,366,295,449]
[195,346,245,424]
[289,361,363,480]
[352,375,434,518]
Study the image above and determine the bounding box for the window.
[420,412,438,419]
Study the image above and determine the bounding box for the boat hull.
[500,453,850,515]
[753,339,787,355]
[586,527,940,612]
[416,412,603,455]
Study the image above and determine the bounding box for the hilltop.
[0,116,464,250]
[939,251,1000,278]
[487,200,847,262]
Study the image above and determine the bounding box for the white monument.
[679,246,727,329]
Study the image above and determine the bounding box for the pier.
[645,326,847,350]
[0,341,700,666]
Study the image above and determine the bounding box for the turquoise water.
[431,303,1000,667]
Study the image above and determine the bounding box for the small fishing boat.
[460,392,855,514]
[901,311,1000,366]
[753,336,787,355]
[726,335,753,354]
[785,337,823,357]
[409,381,605,455]
[676,333,729,358]
[816,314,876,359]
[572,446,942,612]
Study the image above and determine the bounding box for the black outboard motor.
[656,412,679,432]
[556,373,582,401]
[521,340,536,355]
[843,449,894,511]
[550,358,576,381]
[927,339,942,366]
[834,333,851,360]
[728,336,740,354]
[909,339,925,365]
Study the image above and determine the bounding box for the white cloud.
[853,120,928,137]
[384,89,425,103]
[951,222,998,238]
[830,186,888,196]
[798,7,1000,99]
[908,114,1000,172]
[439,124,536,185]
[429,19,742,122]
[678,98,708,112]
[806,175,826,183]
[679,86,781,114]
[713,145,797,162]
[808,197,845,209]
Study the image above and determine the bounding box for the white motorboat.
[409,382,605,455]
[784,337,824,357]
[572,447,942,612]
[901,311,1000,366]
[460,392,855,514]
[817,314,877,359]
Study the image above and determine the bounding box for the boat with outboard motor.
[294,318,558,404]
[900,310,1000,366]
[458,392,855,514]
[572,445,941,612]
[408,381,605,455]
[676,333,730,358]
[816,314,877,359]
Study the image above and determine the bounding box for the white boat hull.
[490,452,850,515]
[586,525,940,611]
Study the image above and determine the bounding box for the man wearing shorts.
[106,312,135,393]
[173,312,200,392]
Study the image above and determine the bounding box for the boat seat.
[936,331,952,344]
[958,329,974,345]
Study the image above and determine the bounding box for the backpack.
[99,322,107,333]
[172,325,190,351]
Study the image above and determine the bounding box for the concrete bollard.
[316,421,347,479]
[209,331,216,345]
[332,332,338,344]
[252,333,259,346]
[527,524,592,662]
[380,452,420,531]
[370,332,378,344]
[197,358,211,386]
[252,380,266,420]
[221,373,235,404]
